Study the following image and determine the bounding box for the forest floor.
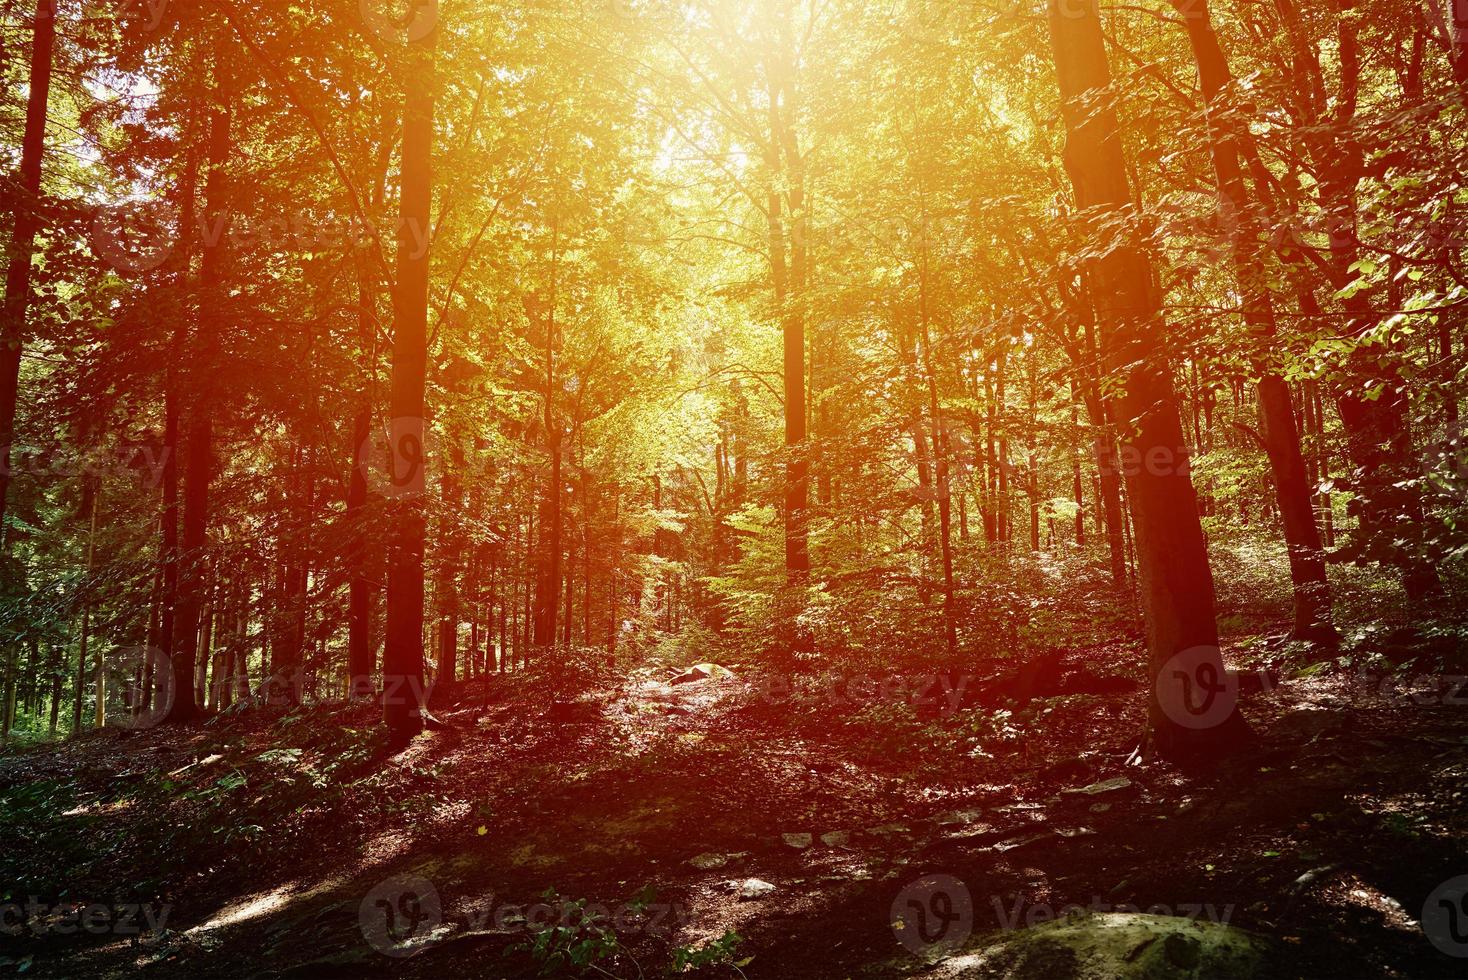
[2,618,1467,978]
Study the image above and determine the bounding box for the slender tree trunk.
[0,0,56,531]
[1049,0,1247,763]
[996,350,1011,545]
[487,558,498,671]
[582,521,592,645]
[1170,0,1335,641]
[437,592,457,685]
[234,575,252,703]
[197,579,214,709]
[382,26,436,745]
[84,485,103,727]
[167,98,232,723]
[917,240,958,658]
[1452,0,1468,89]
[436,466,460,686]
[347,404,373,697]
[158,134,199,691]
[1,646,15,743]
[982,382,999,543]
[1079,296,1128,585]
[1026,354,1040,551]
[533,231,562,650]
[912,418,935,582]
[468,600,480,680]
[563,536,574,646]
[1070,380,1086,546]
[47,642,60,736]
[763,19,810,652]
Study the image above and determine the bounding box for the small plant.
[519,915,620,977]
[670,929,746,974]
[510,889,638,978]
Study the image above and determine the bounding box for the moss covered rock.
[918,912,1269,980]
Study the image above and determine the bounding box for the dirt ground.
[2,632,1466,979]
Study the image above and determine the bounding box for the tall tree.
[1168,0,1336,642]
[0,0,57,532]
[1047,0,1248,762]
[381,20,437,746]
[167,93,233,723]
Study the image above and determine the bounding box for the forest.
[1,0,1467,976]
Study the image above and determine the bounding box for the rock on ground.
[914,912,1269,980]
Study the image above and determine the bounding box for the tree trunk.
[47,642,60,736]
[1049,0,1247,763]
[436,465,460,686]
[1026,354,1040,551]
[1079,297,1128,585]
[763,16,811,639]
[1070,380,1086,546]
[197,581,214,709]
[996,350,1011,544]
[347,404,373,697]
[84,485,103,727]
[0,0,56,531]
[1,646,15,744]
[167,99,232,724]
[533,234,562,650]
[918,242,958,659]
[382,28,436,745]
[1170,0,1335,641]
[1452,0,1468,89]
